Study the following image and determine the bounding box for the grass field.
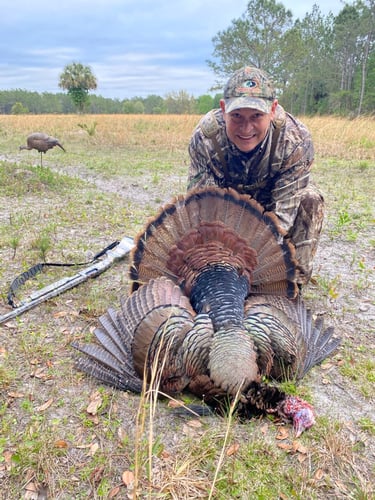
[0,114,374,499]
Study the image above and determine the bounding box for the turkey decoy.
[19,132,66,166]
[72,187,340,435]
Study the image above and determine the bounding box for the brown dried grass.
[0,113,374,499]
[1,113,374,160]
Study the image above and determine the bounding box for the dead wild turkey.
[19,132,66,166]
[72,187,340,435]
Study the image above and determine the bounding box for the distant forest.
[0,90,221,116]
[1,0,374,116]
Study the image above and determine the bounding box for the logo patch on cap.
[236,79,260,96]
[244,80,257,88]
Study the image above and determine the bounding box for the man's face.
[220,100,277,153]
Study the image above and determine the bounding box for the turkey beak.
[293,420,305,438]
[293,410,316,438]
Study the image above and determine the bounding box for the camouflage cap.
[223,66,276,114]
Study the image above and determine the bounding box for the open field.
[0,114,374,499]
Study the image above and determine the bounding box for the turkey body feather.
[72,187,340,434]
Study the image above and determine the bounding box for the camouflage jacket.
[188,105,315,233]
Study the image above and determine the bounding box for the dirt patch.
[1,154,374,497]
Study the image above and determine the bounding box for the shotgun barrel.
[0,236,134,325]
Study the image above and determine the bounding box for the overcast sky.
[1,0,347,99]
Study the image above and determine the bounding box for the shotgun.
[0,236,134,325]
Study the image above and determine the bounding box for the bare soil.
[0,154,374,498]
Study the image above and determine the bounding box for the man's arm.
[270,117,314,232]
[187,131,221,190]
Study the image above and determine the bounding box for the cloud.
[1,0,347,99]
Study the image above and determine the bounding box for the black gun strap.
[7,240,119,308]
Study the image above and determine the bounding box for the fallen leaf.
[2,322,17,329]
[2,450,13,470]
[88,442,99,456]
[260,423,268,435]
[292,441,308,454]
[186,419,202,429]
[88,414,100,425]
[3,450,13,463]
[117,427,127,442]
[277,442,292,451]
[314,468,324,480]
[276,427,289,440]
[31,367,50,380]
[167,399,185,408]
[226,443,240,456]
[36,398,54,412]
[54,439,68,449]
[86,390,103,415]
[7,391,25,398]
[53,310,71,318]
[160,450,171,459]
[182,424,196,437]
[321,362,334,370]
[122,470,134,487]
[24,481,38,500]
[53,310,80,318]
[90,466,104,485]
[109,486,121,498]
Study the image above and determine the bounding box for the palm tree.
[59,62,97,112]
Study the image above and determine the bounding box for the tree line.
[208,0,374,116]
[1,0,373,116]
[0,89,222,115]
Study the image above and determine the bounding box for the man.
[188,66,324,285]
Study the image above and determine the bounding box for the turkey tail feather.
[294,300,340,378]
[72,343,143,392]
[244,294,339,380]
[130,187,298,298]
[72,307,143,392]
[299,322,340,377]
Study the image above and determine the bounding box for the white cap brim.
[224,96,273,114]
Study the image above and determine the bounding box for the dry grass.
[303,115,375,161]
[1,113,374,158]
[0,113,374,499]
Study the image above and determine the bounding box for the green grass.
[0,118,374,498]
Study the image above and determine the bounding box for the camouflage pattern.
[224,66,276,113]
[188,105,324,284]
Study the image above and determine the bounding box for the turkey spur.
[72,187,340,435]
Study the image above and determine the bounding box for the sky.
[1,0,347,100]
